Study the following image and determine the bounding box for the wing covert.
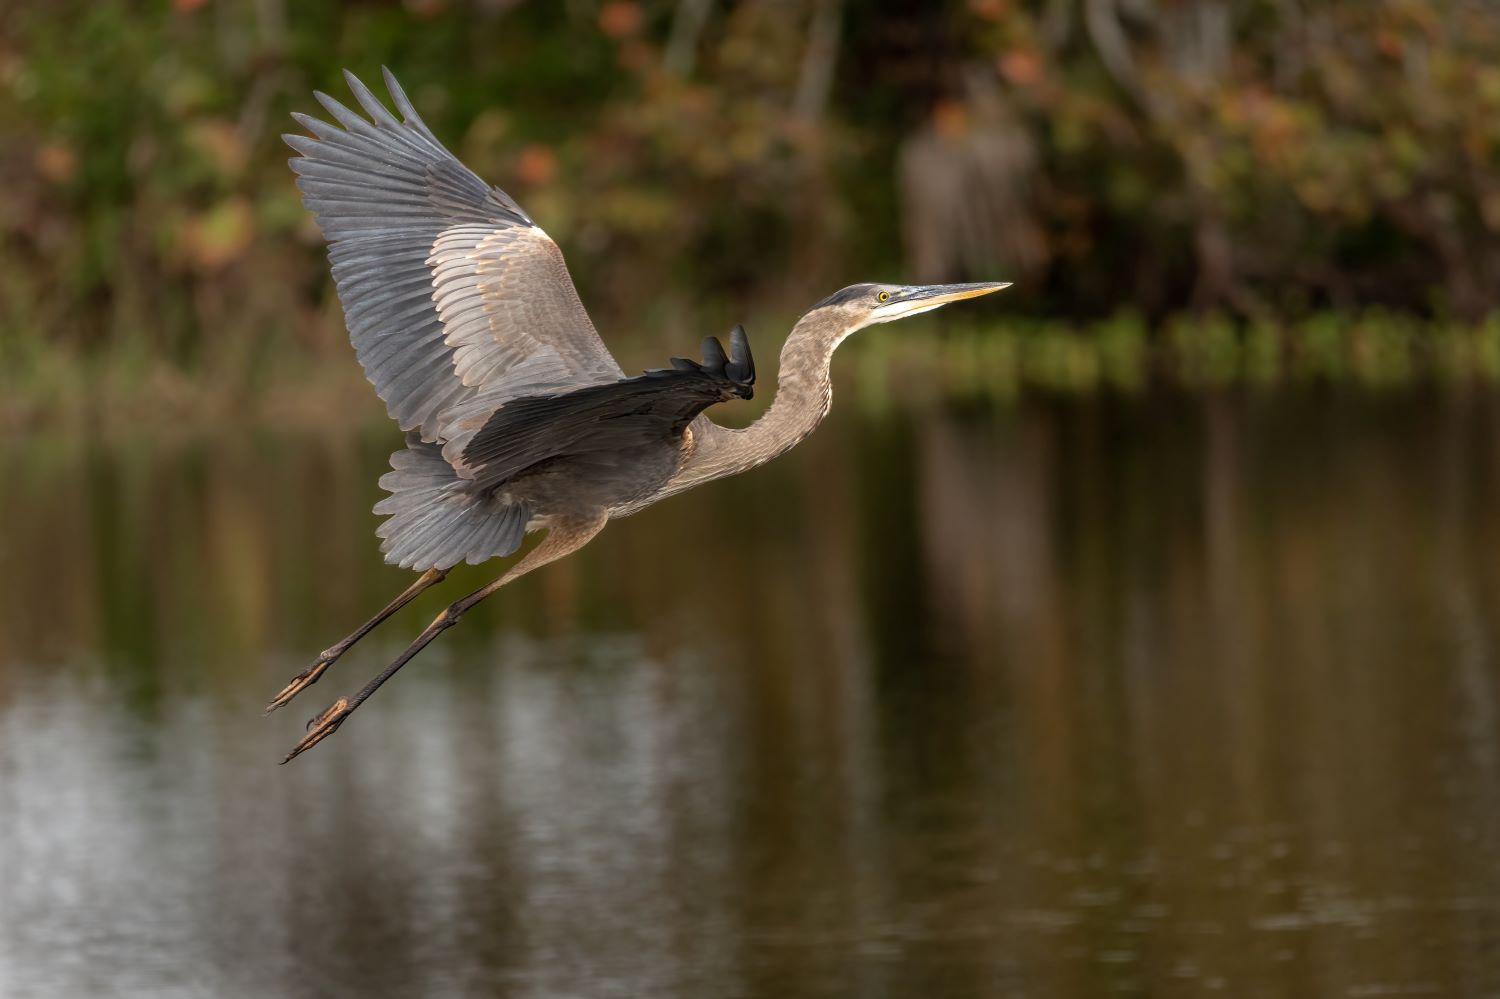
[459,329,757,489]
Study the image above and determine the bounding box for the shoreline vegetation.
[8,4,1500,439]
[7,311,1500,434]
[8,5,1500,425]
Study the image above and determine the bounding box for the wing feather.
[286,69,621,444]
[459,330,757,489]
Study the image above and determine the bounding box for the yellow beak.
[874,281,1012,322]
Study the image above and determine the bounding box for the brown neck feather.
[662,306,857,496]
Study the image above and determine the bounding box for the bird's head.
[806,281,1011,344]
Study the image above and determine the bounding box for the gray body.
[288,70,973,573]
[373,305,840,568]
[269,70,1005,761]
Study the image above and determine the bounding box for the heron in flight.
[268,69,1008,762]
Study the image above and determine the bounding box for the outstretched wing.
[285,68,622,450]
[460,327,756,489]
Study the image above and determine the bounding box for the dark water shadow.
[3,389,1500,997]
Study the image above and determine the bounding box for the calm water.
[4,390,1500,997]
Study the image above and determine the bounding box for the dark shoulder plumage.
[458,327,756,488]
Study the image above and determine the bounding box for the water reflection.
[3,391,1500,997]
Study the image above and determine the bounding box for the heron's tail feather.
[374,434,529,570]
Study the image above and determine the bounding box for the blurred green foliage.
[2,0,1499,424]
[856,310,1500,409]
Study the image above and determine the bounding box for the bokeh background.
[5,2,1500,998]
[6,0,1500,422]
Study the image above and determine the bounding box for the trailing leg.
[265,567,448,713]
[280,512,608,763]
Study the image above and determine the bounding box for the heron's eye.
[877,291,890,303]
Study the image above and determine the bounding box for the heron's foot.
[281,697,352,764]
[265,652,340,714]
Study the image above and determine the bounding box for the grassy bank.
[854,311,1500,408]
[7,311,1500,434]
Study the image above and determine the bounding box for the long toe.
[265,657,334,714]
[281,697,351,764]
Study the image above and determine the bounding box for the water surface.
[3,390,1500,997]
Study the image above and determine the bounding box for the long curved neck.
[667,310,852,494]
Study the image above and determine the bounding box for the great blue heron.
[268,69,1008,762]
